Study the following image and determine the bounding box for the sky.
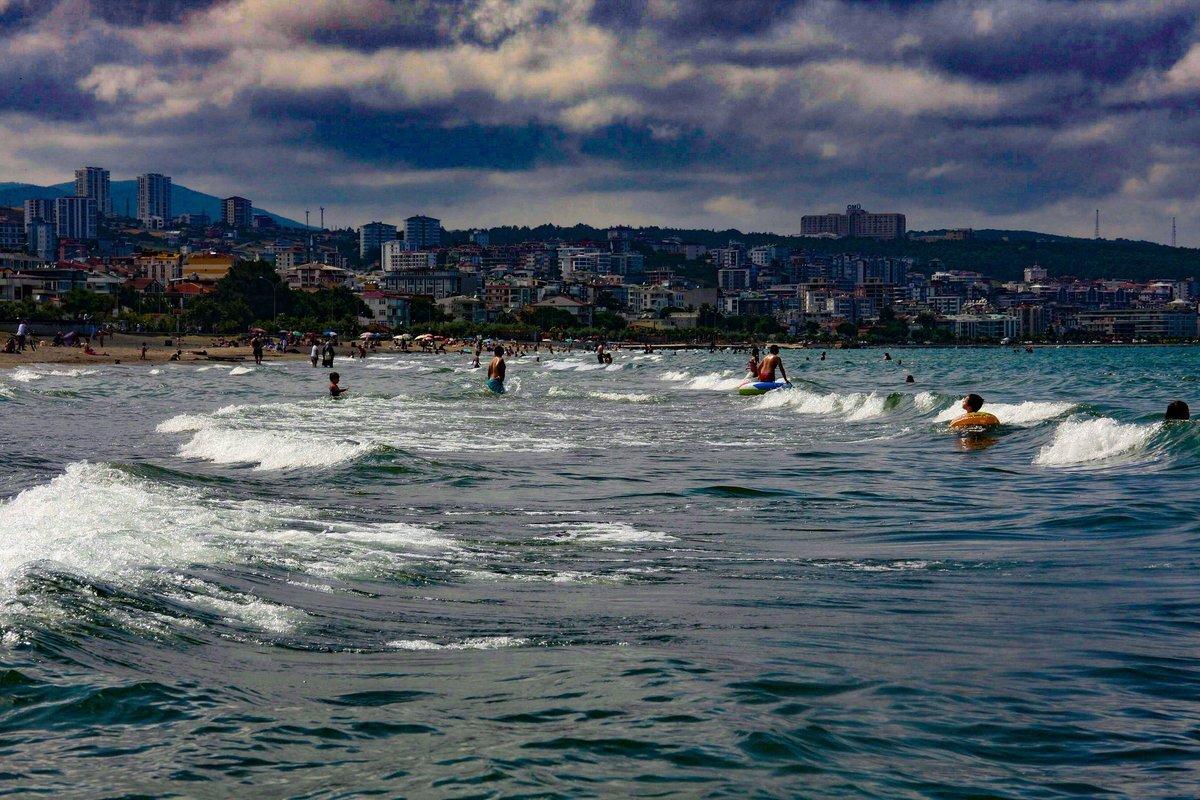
[2,0,1200,243]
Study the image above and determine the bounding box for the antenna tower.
[320,206,325,231]
[1172,217,1177,247]
[1094,209,1100,240]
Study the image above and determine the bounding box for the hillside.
[453,225,1200,282]
[0,180,305,228]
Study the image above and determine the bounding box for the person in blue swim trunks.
[487,345,506,393]
[758,344,789,384]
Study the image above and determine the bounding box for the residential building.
[282,262,354,290]
[469,229,490,247]
[137,173,172,226]
[381,269,481,300]
[718,268,750,292]
[947,313,1020,340]
[382,241,437,271]
[177,212,211,228]
[801,204,906,239]
[26,221,56,262]
[221,196,253,228]
[135,252,184,285]
[0,222,22,251]
[529,295,593,326]
[23,198,55,232]
[183,252,237,283]
[404,215,441,249]
[358,291,411,328]
[54,196,98,240]
[359,222,398,259]
[75,166,111,216]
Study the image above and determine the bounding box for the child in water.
[329,372,348,397]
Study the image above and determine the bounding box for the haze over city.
[3,0,1200,240]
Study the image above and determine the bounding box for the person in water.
[961,393,985,415]
[905,374,915,383]
[487,345,506,394]
[1165,400,1190,420]
[758,344,789,384]
[747,346,760,378]
[329,372,347,397]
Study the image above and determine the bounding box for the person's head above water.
[905,374,914,383]
[494,345,504,356]
[769,344,780,355]
[962,393,984,412]
[330,372,340,383]
[1166,400,1190,420]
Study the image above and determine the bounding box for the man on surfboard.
[758,344,789,384]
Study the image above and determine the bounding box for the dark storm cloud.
[2,0,1200,237]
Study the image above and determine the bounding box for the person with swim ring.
[951,393,999,428]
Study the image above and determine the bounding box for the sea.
[1,345,1198,799]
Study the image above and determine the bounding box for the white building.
[137,173,172,226]
[382,240,438,271]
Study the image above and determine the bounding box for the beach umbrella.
[248,327,266,334]
[292,330,303,336]
[415,333,434,340]
[323,330,337,336]
[396,333,413,340]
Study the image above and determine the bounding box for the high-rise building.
[75,166,111,216]
[0,222,22,251]
[23,198,56,232]
[27,221,56,262]
[404,215,441,249]
[801,204,906,239]
[55,196,98,240]
[359,222,398,258]
[137,173,172,226]
[382,240,436,271]
[221,196,253,228]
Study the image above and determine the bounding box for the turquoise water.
[1,346,1198,798]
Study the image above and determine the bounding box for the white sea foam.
[933,400,1075,426]
[0,463,222,587]
[228,366,255,376]
[387,636,528,650]
[1033,417,1158,466]
[177,428,374,470]
[683,371,744,391]
[757,387,889,420]
[10,368,41,383]
[547,387,661,403]
[148,368,161,375]
[155,413,211,433]
[530,521,675,544]
[659,370,691,382]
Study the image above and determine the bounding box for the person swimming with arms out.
[758,344,790,384]
[329,372,348,397]
[487,345,506,394]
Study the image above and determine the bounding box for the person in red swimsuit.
[329,372,348,396]
[757,344,789,384]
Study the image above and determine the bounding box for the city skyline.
[2,1,1199,245]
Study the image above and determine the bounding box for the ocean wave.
[756,387,890,420]
[933,400,1075,426]
[547,387,663,403]
[177,428,375,470]
[228,366,255,376]
[1033,417,1159,467]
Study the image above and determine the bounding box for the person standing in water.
[487,345,506,394]
[747,346,760,378]
[758,344,789,384]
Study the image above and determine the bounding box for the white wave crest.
[933,400,1075,426]
[155,413,211,433]
[177,428,374,470]
[1033,417,1158,466]
[684,371,744,391]
[387,636,528,650]
[228,366,255,376]
[10,368,41,383]
[757,387,888,420]
[914,391,940,412]
[659,370,691,382]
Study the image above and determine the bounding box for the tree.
[836,321,857,338]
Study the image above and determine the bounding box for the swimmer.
[487,345,506,394]
[905,374,915,383]
[747,346,760,378]
[1165,400,1190,421]
[757,344,790,384]
[950,393,1000,428]
[329,372,348,397]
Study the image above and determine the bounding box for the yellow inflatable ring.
[950,412,1000,428]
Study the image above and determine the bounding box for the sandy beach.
[0,331,316,368]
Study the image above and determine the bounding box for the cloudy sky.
[3,0,1199,242]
